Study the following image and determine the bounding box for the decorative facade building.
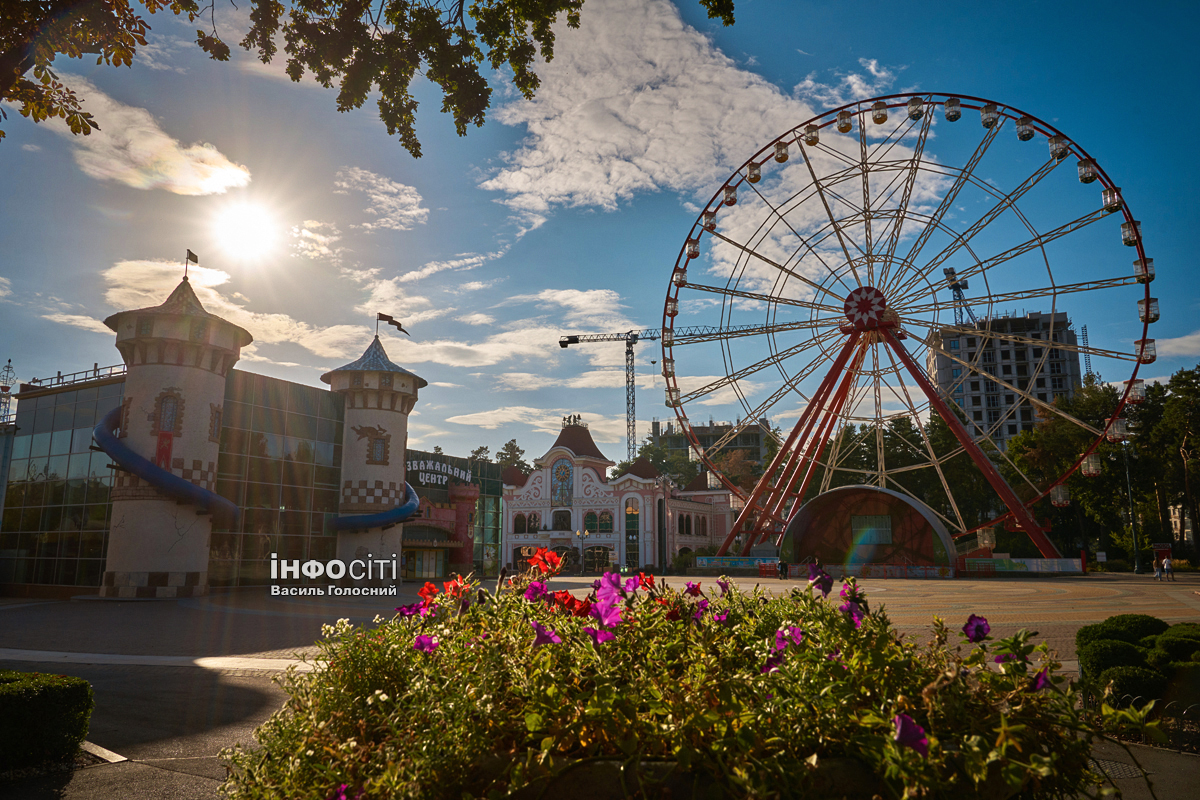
[503,416,735,572]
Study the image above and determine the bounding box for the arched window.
[598,511,613,532]
[552,510,571,531]
[700,517,707,537]
[528,513,541,531]
[514,513,527,534]
[584,512,598,532]
[685,515,692,536]
[551,458,573,506]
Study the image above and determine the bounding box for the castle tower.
[321,336,426,566]
[99,278,252,597]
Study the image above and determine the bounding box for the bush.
[1102,614,1170,643]
[1163,622,1200,642]
[1146,648,1173,670]
[223,569,1103,799]
[1155,635,1200,662]
[1099,558,1130,572]
[1164,663,1200,707]
[1078,640,1146,680]
[1139,634,1159,649]
[1097,666,1167,706]
[0,671,93,770]
[1076,623,1110,650]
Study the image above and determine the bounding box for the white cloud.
[1156,330,1200,357]
[380,324,563,368]
[334,167,429,231]
[238,344,303,368]
[480,0,816,219]
[446,406,626,443]
[457,312,496,325]
[460,280,501,292]
[21,144,40,152]
[40,313,110,334]
[0,277,11,298]
[429,381,463,388]
[496,372,544,391]
[506,288,635,330]
[137,35,191,73]
[291,220,344,262]
[45,75,251,195]
[101,259,372,359]
[397,253,488,283]
[792,58,900,107]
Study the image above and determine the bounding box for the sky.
[1,0,1198,468]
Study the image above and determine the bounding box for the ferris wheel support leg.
[771,343,870,548]
[880,329,1062,559]
[717,333,862,556]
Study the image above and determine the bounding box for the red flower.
[638,572,656,590]
[571,598,592,618]
[418,581,439,606]
[553,590,574,608]
[443,578,464,598]
[529,547,562,575]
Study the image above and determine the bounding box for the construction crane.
[560,330,659,461]
[943,267,979,326]
[560,321,800,461]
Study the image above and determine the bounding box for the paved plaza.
[1,572,1197,798]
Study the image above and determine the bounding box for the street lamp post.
[574,529,590,574]
[1120,442,1144,574]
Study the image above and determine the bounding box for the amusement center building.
[0,278,501,597]
[502,416,735,572]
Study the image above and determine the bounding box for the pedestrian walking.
[1163,556,1175,582]
[778,559,788,580]
[1153,559,1162,581]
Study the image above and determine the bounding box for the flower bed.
[223,552,1147,799]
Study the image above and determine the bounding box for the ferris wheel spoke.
[902,273,1142,318]
[684,282,844,315]
[706,229,852,304]
[913,157,1063,286]
[890,120,1006,294]
[798,140,867,284]
[871,349,886,485]
[673,318,843,347]
[877,109,936,292]
[858,115,875,283]
[880,345,968,531]
[917,334,1106,438]
[893,207,1116,309]
[678,329,843,404]
[934,325,1141,364]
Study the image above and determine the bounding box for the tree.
[611,437,698,487]
[2,1,737,152]
[469,445,490,462]
[495,438,531,473]
[432,445,443,454]
[710,448,757,493]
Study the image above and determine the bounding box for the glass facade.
[0,380,125,587]
[209,369,346,587]
[0,368,504,589]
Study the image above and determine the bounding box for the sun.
[212,202,280,261]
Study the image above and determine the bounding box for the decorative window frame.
[368,435,391,466]
[149,388,185,437]
[514,513,527,534]
[209,404,223,443]
[527,512,542,531]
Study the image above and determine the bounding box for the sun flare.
[213,203,280,261]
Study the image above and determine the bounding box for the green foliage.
[1075,623,1109,650]
[2,1,741,154]
[612,437,699,487]
[495,438,531,473]
[1152,634,1200,662]
[1077,640,1146,681]
[222,572,1112,799]
[1102,614,1170,643]
[469,445,491,462]
[0,670,94,769]
[1162,622,1200,642]
[1096,666,1167,706]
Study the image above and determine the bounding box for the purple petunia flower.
[1032,668,1051,691]
[592,578,602,591]
[530,620,561,647]
[597,572,623,603]
[994,653,1017,664]
[840,600,865,629]
[395,602,421,618]
[413,634,438,653]
[330,783,364,800]
[419,603,439,618]
[809,570,833,598]
[716,578,730,596]
[590,597,623,628]
[826,647,842,662]
[692,598,710,623]
[713,610,729,625]
[777,625,804,649]
[583,626,615,647]
[761,652,786,674]
[684,581,703,597]
[962,614,990,643]
[893,714,929,757]
[524,581,548,602]
[624,577,640,594]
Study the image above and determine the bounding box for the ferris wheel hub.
[843,286,888,329]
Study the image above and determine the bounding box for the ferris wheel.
[660,93,1157,558]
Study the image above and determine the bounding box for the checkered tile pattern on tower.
[342,480,404,506]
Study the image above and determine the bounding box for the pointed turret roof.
[320,335,427,388]
[103,277,252,345]
[502,465,529,487]
[542,417,610,463]
[617,456,660,481]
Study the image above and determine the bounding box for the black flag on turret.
[377,313,410,336]
[186,250,199,264]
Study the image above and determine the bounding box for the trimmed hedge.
[1155,635,1200,662]
[1164,663,1200,707]
[1162,623,1200,642]
[0,670,93,770]
[1097,667,1167,706]
[1076,614,1169,651]
[1078,640,1146,680]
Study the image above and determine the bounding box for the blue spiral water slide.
[94,405,420,532]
